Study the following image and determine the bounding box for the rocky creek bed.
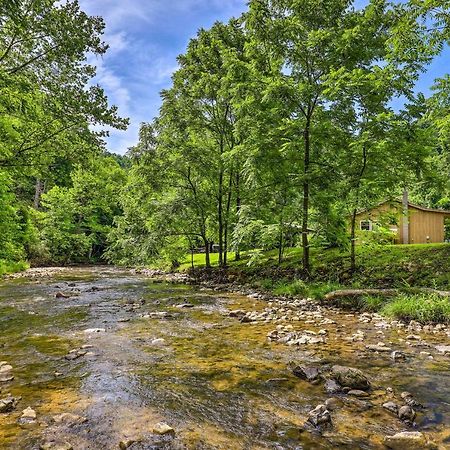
[0,267,449,449]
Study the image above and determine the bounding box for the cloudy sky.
[79,0,449,155]
[79,0,247,154]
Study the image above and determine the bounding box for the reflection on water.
[0,267,449,449]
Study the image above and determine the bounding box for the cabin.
[355,200,450,244]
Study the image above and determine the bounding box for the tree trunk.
[235,172,241,261]
[402,188,409,244]
[278,215,284,265]
[302,117,311,274]
[350,208,357,272]
[218,169,224,267]
[33,178,45,209]
[223,172,233,267]
[204,238,211,268]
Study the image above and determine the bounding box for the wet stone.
[19,406,37,424]
[0,395,19,413]
[40,441,73,450]
[347,389,369,398]
[291,364,321,382]
[119,440,136,449]
[52,413,87,426]
[324,379,341,394]
[307,404,332,427]
[152,422,175,435]
[383,431,434,449]
[383,401,399,414]
[398,405,416,423]
[330,365,370,390]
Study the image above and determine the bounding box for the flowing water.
[0,267,449,449]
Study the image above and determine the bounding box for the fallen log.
[323,288,450,301]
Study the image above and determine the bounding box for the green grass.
[0,259,29,276]
[382,293,450,324]
[179,243,450,290]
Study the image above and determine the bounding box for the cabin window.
[360,220,372,231]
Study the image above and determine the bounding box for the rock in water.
[52,413,87,426]
[324,379,341,394]
[347,389,369,397]
[384,432,435,449]
[19,406,37,423]
[40,442,73,450]
[330,365,370,390]
[0,364,13,373]
[152,422,175,435]
[290,364,320,382]
[398,405,416,423]
[307,404,332,427]
[382,401,398,414]
[0,396,19,413]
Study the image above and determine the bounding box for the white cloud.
[78,0,247,154]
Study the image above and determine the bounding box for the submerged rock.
[52,413,87,426]
[365,343,392,352]
[329,365,370,390]
[119,440,136,449]
[40,442,73,450]
[383,431,435,449]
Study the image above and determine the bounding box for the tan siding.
[353,203,447,244]
[409,208,444,243]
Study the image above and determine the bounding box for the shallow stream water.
[0,267,449,449]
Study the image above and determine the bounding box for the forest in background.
[1,0,450,275]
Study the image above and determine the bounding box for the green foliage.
[35,155,127,264]
[0,260,29,276]
[382,293,450,324]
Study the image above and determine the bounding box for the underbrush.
[327,292,450,324]
[382,293,450,324]
[0,260,29,276]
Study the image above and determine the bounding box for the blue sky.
[79,0,449,155]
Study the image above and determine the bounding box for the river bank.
[0,266,449,449]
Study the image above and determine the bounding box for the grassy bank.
[0,260,29,276]
[180,244,450,324]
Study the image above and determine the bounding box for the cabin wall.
[354,204,402,243]
[409,209,444,244]
[353,204,446,244]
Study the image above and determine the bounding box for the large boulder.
[329,365,370,391]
